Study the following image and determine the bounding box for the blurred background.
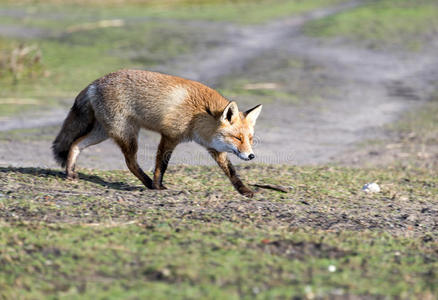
[1,0,437,170]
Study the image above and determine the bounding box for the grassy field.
[2,95,438,297]
[1,162,437,299]
[0,0,344,24]
[0,0,343,117]
[305,0,438,50]
[2,98,437,298]
[2,0,438,298]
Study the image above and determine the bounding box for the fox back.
[88,69,227,139]
[87,70,261,157]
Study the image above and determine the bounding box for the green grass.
[0,0,344,117]
[0,99,59,118]
[114,0,344,24]
[0,0,345,25]
[0,24,191,114]
[0,125,58,141]
[305,0,438,50]
[1,221,436,299]
[389,96,438,142]
[1,1,438,297]
[0,164,437,298]
[2,96,438,298]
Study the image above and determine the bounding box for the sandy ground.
[1,0,437,171]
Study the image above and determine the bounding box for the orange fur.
[53,69,262,197]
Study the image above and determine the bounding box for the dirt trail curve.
[160,1,360,84]
[1,0,437,169]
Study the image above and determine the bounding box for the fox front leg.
[153,135,178,190]
[208,149,255,198]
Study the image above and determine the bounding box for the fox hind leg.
[114,130,154,189]
[66,123,108,179]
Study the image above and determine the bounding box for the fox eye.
[232,135,242,142]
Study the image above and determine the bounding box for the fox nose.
[248,154,255,160]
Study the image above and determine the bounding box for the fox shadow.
[0,166,143,191]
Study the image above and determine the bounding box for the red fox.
[52,69,262,197]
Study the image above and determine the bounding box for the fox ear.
[244,104,262,126]
[220,101,239,123]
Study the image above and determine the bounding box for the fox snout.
[235,150,255,161]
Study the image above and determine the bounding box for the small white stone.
[362,182,381,193]
[304,285,314,299]
[328,265,336,272]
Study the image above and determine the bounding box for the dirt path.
[1,0,437,170]
[255,38,438,165]
[158,1,360,84]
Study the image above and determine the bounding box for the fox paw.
[238,187,255,198]
[66,172,78,180]
[152,183,167,190]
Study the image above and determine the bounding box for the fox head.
[210,102,262,160]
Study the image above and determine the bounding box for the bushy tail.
[52,87,95,167]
